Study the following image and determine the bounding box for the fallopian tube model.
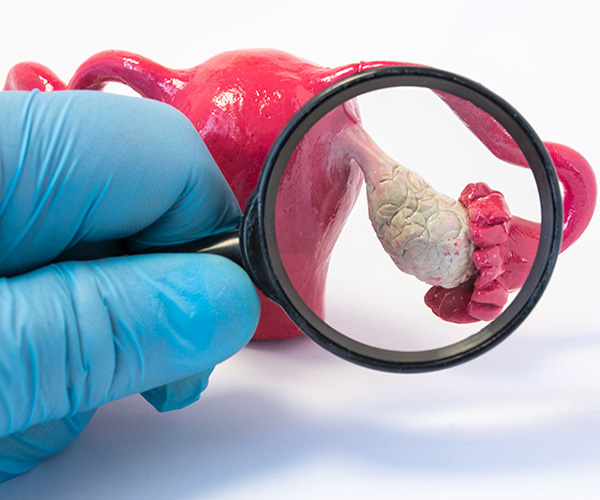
[5,49,596,332]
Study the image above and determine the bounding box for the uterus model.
[5,49,596,337]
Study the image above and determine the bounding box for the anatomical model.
[5,49,596,337]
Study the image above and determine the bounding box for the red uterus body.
[5,49,596,335]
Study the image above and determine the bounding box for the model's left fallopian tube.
[5,50,596,329]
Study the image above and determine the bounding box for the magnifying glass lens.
[273,85,541,351]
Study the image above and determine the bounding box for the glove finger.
[0,253,259,437]
[0,410,95,483]
[0,90,240,277]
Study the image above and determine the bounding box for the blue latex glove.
[0,90,260,482]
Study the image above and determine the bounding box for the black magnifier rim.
[245,65,562,373]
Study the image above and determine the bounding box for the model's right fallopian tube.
[345,102,597,324]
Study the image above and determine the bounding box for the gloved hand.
[0,90,260,482]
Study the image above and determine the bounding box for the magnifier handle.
[134,229,242,267]
[128,193,278,305]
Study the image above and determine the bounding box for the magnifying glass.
[141,65,563,373]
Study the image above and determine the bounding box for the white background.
[1,1,599,498]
